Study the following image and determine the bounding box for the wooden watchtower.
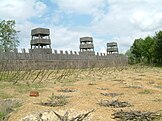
[107,42,119,54]
[29,28,52,54]
[79,37,95,55]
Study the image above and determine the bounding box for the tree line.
[126,31,162,65]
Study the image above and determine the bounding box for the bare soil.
[1,66,162,121]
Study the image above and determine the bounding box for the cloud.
[0,0,47,50]
[16,21,39,49]
[50,26,92,51]
[0,0,47,21]
[92,0,162,34]
[53,0,162,53]
[131,10,162,31]
[90,0,162,52]
[1,0,162,53]
[52,0,106,16]
[34,1,47,17]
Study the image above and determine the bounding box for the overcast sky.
[1,0,162,53]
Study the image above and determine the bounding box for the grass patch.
[61,83,75,86]
[60,79,75,86]
[139,89,152,94]
[0,99,22,121]
[0,72,15,81]
[13,83,45,93]
[0,91,12,99]
[0,111,5,120]
[0,82,12,89]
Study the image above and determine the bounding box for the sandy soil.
[3,66,162,121]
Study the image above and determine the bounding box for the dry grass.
[0,65,162,121]
[0,99,22,121]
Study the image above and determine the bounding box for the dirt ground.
[1,65,162,121]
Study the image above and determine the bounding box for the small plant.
[123,85,142,89]
[88,82,96,85]
[153,98,162,102]
[39,93,69,107]
[100,92,123,97]
[49,93,71,100]
[155,85,162,89]
[0,111,5,121]
[147,81,155,85]
[112,110,162,121]
[139,89,152,94]
[112,79,125,82]
[57,88,76,93]
[98,99,131,108]
[97,87,109,90]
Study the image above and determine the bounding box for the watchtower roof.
[107,42,118,47]
[80,37,93,42]
[31,28,50,36]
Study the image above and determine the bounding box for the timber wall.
[0,49,128,70]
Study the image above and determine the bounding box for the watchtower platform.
[29,28,52,54]
[107,42,119,54]
[79,37,95,55]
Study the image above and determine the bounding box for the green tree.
[154,31,162,64]
[127,30,162,65]
[125,49,136,64]
[0,20,19,52]
[142,36,155,63]
[130,38,144,63]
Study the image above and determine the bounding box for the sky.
[0,0,162,53]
